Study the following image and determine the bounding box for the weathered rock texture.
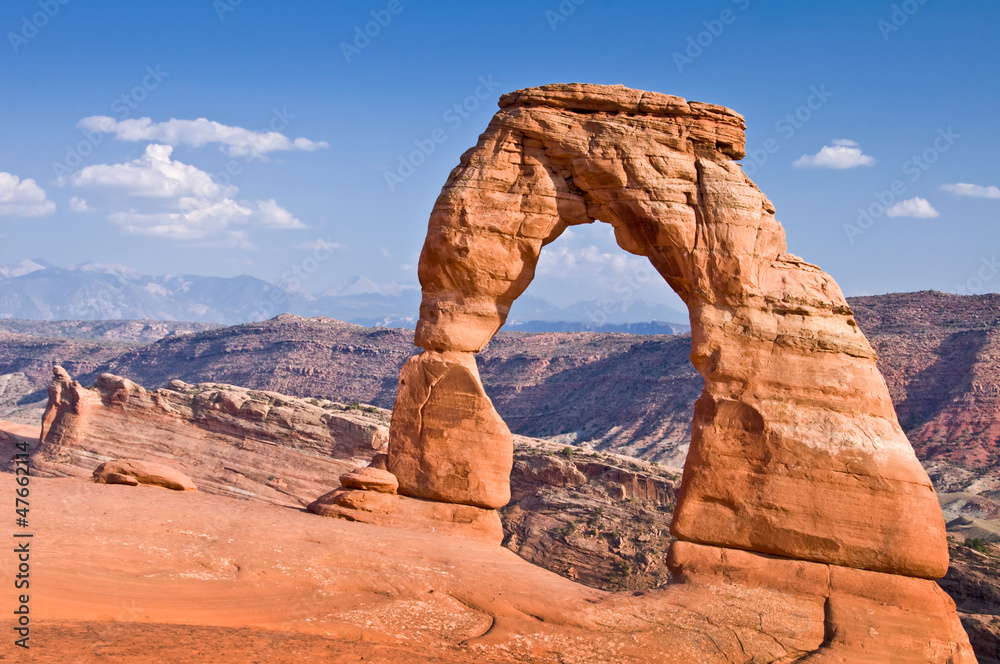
[385,83,969,658]
[94,459,197,491]
[35,366,388,508]
[391,83,945,573]
[388,350,512,508]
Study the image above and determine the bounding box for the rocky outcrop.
[940,540,1000,663]
[664,541,972,663]
[35,366,388,508]
[339,467,399,493]
[503,438,680,589]
[2,292,995,475]
[94,459,197,491]
[387,350,512,508]
[389,82,945,569]
[377,83,970,658]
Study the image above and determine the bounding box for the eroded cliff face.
[376,83,974,660]
[35,366,388,508]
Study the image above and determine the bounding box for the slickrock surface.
[34,366,388,508]
[0,476,976,663]
[2,414,994,661]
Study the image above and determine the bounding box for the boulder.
[101,472,140,487]
[94,459,197,491]
[339,467,399,494]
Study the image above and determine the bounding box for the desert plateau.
[2,3,998,662]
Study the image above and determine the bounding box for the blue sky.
[0,0,997,309]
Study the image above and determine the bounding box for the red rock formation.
[378,82,970,658]
[36,366,388,508]
[388,350,512,508]
[94,459,197,491]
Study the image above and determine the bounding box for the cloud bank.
[0,172,55,217]
[940,183,1000,199]
[67,144,303,247]
[794,139,875,169]
[78,116,329,158]
[886,196,939,218]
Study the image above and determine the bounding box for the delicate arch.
[388,84,947,579]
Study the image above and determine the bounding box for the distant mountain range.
[0,259,689,333]
[0,291,995,479]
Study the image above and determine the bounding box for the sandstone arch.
[387,83,948,581]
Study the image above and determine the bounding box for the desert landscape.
[0,82,996,663]
[2,3,999,662]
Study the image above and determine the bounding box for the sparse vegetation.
[964,537,990,554]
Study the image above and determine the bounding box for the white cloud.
[526,224,683,311]
[66,144,304,246]
[0,172,55,217]
[67,143,233,199]
[78,116,329,158]
[68,196,89,213]
[940,183,1000,199]
[536,226,647,279]
[793,140,875,169]
[886,197,939,218]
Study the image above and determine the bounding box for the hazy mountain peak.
[73,261,144,279]
[321,275,419,298]
[324,275,385,297]
[0,258,49,278]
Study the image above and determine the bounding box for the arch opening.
[387,83,948,580]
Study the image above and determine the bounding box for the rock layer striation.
[383,83,970,659]
[37,367,388,508]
